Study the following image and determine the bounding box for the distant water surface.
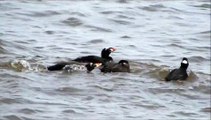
[0,0,210,119]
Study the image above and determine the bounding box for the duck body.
[73,47,115,64]
[165,57,189,81]
[47,62,69,71]
[100,60,130,73]
[73,55,110,64]
[47,62,101,73]
[165,68,188,81]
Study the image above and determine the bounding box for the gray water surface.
[0,0,210,119]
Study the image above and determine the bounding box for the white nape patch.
[182,60,188,64]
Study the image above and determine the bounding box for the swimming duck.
[165,57,189,81]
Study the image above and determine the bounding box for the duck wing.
[73,55,107,63]
[47,62,69,71]
[165,69,188,81]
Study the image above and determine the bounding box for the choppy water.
[0,0,210,119]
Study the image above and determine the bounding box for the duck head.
[180,57,189,69]
[101,47,116,59]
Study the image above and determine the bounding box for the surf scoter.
[165,57,189,81]
[100,60,130,73]
[73,47,116,63]
[47,62,101,73]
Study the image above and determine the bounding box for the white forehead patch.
[182,60,188,64]
[109,48,115,52]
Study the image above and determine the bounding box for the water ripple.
[0,0,210,119]
[62,17,83,27]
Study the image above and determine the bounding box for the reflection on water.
[0,0,210,119]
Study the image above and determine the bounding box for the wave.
[84,25,113,32]
[0,39,9,54]
[9,59,47,72]
[62,17,83,27]
[17,10,61,18]
[188,56,210,63]
[0,45,5,54]
[1,58,202,82]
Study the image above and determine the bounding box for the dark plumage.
[165,57,189,81]
[100,60,130,73]
[73,47,116,63]
[47,62,68,71]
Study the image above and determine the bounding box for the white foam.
[11,59,31,71]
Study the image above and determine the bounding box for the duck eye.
[182,60,188,64]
